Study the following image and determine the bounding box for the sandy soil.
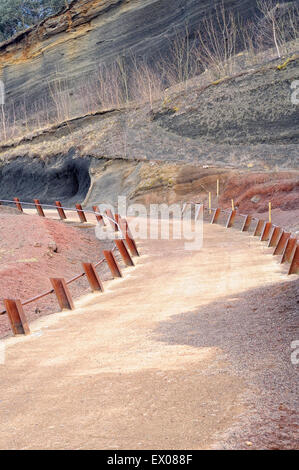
[0,218,297,450]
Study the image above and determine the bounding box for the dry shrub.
[95,62,127,109]
[195,3,240,79]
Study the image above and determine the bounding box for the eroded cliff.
[1,0,260,114]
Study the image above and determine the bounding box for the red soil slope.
[0,209,112,337]
[219,172,299,214]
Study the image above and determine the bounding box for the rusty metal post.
[119,218,127,236]
[13,197,23,213]
[105,209,117,231]
[76,204,87,223]
[288,245,299,275]
[268,227,281,248]
[120,219,140,257]
[253,220,265,237]
[82,263,104,292]
[115,214,121,226]
[34,199,45,217]
[273,231,291,256]
[281,238,297,264]
[260,222,272,241]
[115,239,134,267]
[55,201,67,220]
[195,204,203,221]
[4,299,30,336]
[103,251,122,278]
[211,208,221,224]
[125,234,139,257]
[226,210,237,228]
[92,206,105,226]
[50,278,74,310]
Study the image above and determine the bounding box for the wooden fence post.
[195,204,203,222]
[92,206,105,226]
[120,219,139,257]
[75,204,87,223]
[103,251,122,278]
[268,227,281,248]
[82,263,104,292]
[226,210,237,228]
[260,222,272,241]
[105,209,117,231]
[253,220,265,237]
[211,208,221,224]
[115,239,134,266]
[281,238,297,264]
[34,199,45,217]
[4,299,30,335]
[55,201,67,220]
[289,245,299,275]
[13,197,23,213]
[241,215,252,232]
[273,231,291,256]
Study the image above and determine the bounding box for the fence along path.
[0,197,298,337]
[0,198,140,336]
[0,209,296,450]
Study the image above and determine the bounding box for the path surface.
[0,220,297,450]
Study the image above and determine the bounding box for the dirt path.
[0,221,297,450]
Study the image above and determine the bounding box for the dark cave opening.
[0,157,91,205]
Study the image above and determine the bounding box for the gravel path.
[0,220,297,449]
[0,208,117,337]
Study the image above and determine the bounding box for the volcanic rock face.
[0,53,298,206]
[153,58,299,147]
[0,0,260,115]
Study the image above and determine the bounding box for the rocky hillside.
[0,0,270,115]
